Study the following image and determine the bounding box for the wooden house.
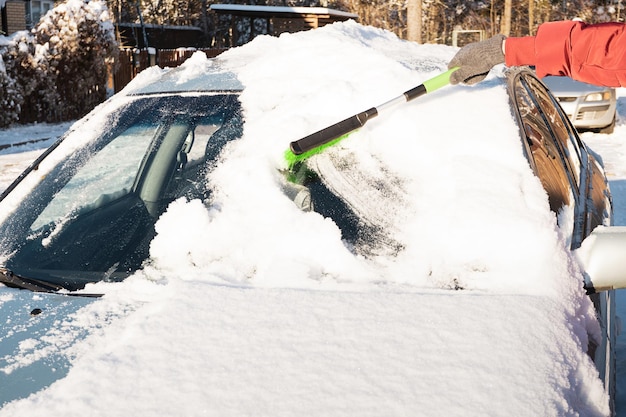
[1,0,53,35]
[209,4,358,47]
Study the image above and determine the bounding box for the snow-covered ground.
[0,22,623,416]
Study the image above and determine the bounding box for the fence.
[113,48,228,93]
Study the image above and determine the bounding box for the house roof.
[209,4,358,20]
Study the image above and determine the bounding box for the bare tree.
[528,0,534,35]
[501,0,511,35]
[407,0,422,43]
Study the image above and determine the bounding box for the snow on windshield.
[0,21,609,416]
[149,22,576,297]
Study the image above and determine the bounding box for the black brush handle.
[290,107,378,155]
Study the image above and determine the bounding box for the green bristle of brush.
[284,133,350,169]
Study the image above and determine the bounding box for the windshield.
[0,93,243,290]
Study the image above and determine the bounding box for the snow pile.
[0,21,611,416]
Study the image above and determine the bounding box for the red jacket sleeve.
[505,20,626,87]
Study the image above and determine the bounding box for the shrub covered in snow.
[0,54,21,127]
[0,0,117,127]
[2,31,50,124]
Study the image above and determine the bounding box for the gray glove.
[448,34,506,85]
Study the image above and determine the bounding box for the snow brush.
[284,67,459,167]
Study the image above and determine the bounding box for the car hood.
[542,75,610,94]
[0,283,608,415]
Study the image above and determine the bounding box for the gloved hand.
[448,34,506,85]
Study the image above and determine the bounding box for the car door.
[508,67,616,410]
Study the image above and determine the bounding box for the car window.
[512,71,613,249]
[513,75,574,214]
[31,124,156,232]
[187,125,218,164]
[524,76,582,184]
[0,93,243,290]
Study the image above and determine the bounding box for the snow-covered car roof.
[126,54,244,95]
[0,21,612,416]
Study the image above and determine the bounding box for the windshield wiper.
[0,267,102,297]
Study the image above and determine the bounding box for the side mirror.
[577,226,626,293]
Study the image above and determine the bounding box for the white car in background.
[542,75,617,134]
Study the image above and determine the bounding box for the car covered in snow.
[542,75,617,134]
[1,22,626,415]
